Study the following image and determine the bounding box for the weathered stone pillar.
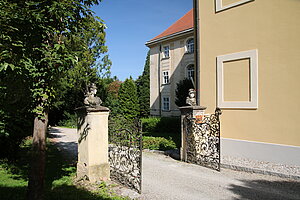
[179,106,206,161]
[76,107,110,182]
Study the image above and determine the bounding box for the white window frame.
[217,49,258,109]
[162,96,170,111]
[185,38,194,54]
[215,0,254,12]
[186,64,195,80]
[163,45,170,58]
[162,70,170,85]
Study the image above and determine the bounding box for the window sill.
[161,57,170,60]
[161,83,170,86]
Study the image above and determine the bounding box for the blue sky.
[93,0,193,81]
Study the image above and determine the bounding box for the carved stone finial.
[84,83,102,108]
[186,88,197,106]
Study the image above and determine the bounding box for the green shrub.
[57,112,77,128]
[157,117,180,133]
[141,117,180,133]
[141,117,160,132]
[141,117,181,149]
[143,136,176,151]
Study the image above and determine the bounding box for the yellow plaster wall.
[198,0,300,146]
[224,59,250,101]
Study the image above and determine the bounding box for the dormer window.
[186,38,194,53]
[163,46,170,58]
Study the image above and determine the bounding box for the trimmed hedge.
[143,136,176,151]
[141,117,180,133]
[141,117,181,150]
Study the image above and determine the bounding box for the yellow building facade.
[197,0,300,165]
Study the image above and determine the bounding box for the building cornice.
[145,28,194,47]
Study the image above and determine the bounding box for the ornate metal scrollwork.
[184,108,222,171]
[108,117,142,193]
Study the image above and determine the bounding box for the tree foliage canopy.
[0,0,108,119]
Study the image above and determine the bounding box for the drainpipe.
[158,44,162,116]
[193,0,200,105]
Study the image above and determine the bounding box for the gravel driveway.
[49,127,300,200]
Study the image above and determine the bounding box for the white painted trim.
[217,49,258,109]
[221,138,300,166]
[215,0,254,12]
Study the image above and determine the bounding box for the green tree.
[49,59,112,126]
[103,79,122,116]
[136,51,150,117]
[118,78,139,119]
[175,78,194,107]
[0,0,108,199]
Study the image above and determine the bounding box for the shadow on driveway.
[228,179,300,200]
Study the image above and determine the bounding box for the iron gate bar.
[108,118,142,193]
[184,108,222,171]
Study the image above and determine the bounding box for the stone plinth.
[76,107,110,182]
[179,106,206,161]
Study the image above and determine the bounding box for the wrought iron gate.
[183,108,222,171]
[108,117,142,193]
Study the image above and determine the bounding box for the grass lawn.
[0,139,128,200]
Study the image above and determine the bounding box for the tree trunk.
[27,112,48,200]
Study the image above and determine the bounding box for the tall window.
[186,38,194,53]
[162,97,170,111]
[187,65,195,80]
[163,46,170,58]
[162,71,169,84]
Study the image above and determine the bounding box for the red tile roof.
[150,9,194,41]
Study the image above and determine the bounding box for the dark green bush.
[141,117,160,132]
[175,78,194,107]
[141,117,181,149]
[57,112,77,128]
[143,136,176,151]
[157,117,180,133]
[141,117,180,133]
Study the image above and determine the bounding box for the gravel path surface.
[49,127,77,159]
[49,127,300,200]
[141,152,300,200]
[222,155,300,180]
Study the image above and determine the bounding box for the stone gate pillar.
[76,107,110,182]
[179,106,206,161]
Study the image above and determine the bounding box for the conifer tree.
[118,77,139,119]
[175,78,194,107]
[136,51,150,117]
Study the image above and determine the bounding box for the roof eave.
[145,28,194,47]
